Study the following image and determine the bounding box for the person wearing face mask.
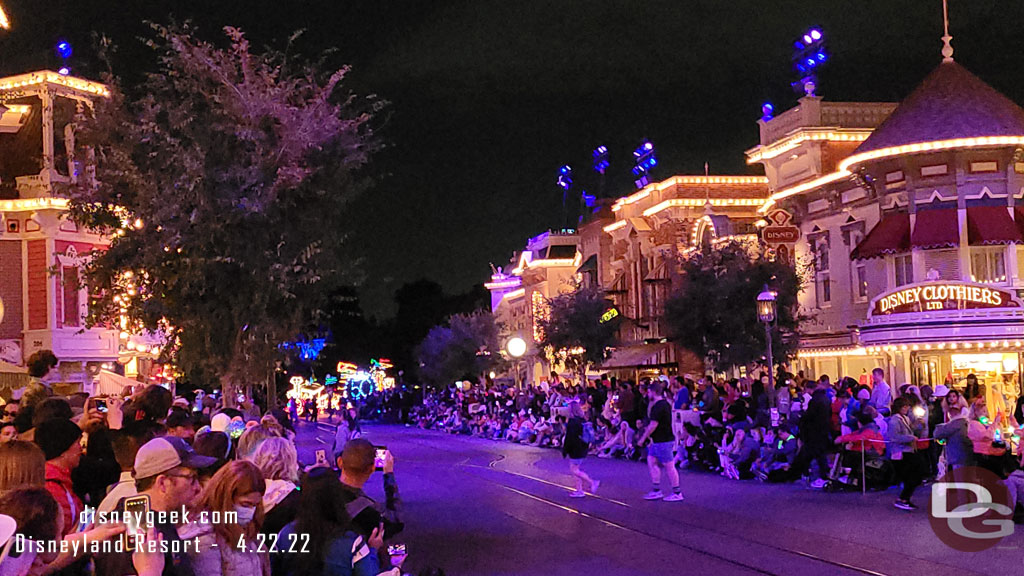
[179,461,268,576]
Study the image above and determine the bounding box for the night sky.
[4,1,1024,317]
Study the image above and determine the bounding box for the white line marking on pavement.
[500,485,626,530]
[466,462,630,507]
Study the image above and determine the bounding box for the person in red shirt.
[834,412,885,456]
[35,418,84,537]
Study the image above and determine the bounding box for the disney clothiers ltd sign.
[871,282,1020,316]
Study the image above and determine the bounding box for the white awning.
[95,370,141,397]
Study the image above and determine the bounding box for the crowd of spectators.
[0,350,442,576]
[412,367,1024,515]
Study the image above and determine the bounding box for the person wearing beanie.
[35,418,84,537]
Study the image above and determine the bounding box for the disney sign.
[870,281,1019,316]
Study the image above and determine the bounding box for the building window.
[971,248,1007,284]
[894,254,913,287]
[817,274,831,306]
[61,266,81,328]
[815,241,831,307]
[854,264,868,302]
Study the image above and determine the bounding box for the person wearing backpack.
[562,402,599,498]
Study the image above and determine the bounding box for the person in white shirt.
[869,368,892,415]
[97,430,146,513]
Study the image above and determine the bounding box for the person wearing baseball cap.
[95,436,216,576]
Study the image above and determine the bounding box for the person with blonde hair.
[967,399,1008,477]
[236,424,280,462]
[179,460,269,576]
[250,436,301,536]
[561,402,598,498]
[0,440,45,495]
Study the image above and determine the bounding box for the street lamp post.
[506,337,527,389]
[757,285,778,408]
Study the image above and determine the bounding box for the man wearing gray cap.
[95,436,217,576]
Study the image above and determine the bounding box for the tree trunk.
[267,369,277,411]
[222,379,238,409]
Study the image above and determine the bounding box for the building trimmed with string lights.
[755,33,1024,409]
[0,71,161,395]
[486,229,584,385]
[598,175,770,378]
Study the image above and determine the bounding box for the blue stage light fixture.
[57,67,70,76]
[592,145,609,174]
[791,27,827,96]
[631,139,656,189]
[557,165,573,190]
[761,102,774,121]
[56,41,72,59]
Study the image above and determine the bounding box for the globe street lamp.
[757,285,778,407]
[506,337,527,388]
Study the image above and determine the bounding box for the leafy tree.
[387,279,489,377]
[415,311,504,388]
[64,24,382,404]
[664,240,804,373]
[536,286,620,381]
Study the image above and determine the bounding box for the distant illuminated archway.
[691,216,717,249]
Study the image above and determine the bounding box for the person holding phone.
[94,436,217,576]
[275,469,403,576]
[335,440,403,547]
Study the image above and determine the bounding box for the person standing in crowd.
[236,424,278,462]
[95,436,217,576]
[0,440,45,495]
[275,468,402,576]
[562,402,598,498]
[869,368,892,415]
[934,403,973,471]
[699,377,721,415]
[34,418,83,537]
[615,382,634,424]
[967,399,1008,477]
[888,397,925,510]
[251,437,302,536]
[0,421,17,443]
[795,379,832,489]
[98,428,154,513]
[336,439,403,539]
[637,381,683,501]
[17,351,59,424]
[166,410,197,444]
[963,373,984,403]
[332,408,359,459]
[179,460,268,576]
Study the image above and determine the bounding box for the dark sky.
[4,1,1024,317]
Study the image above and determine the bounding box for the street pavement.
[292,419,1019,576]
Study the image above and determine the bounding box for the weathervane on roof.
[941,0,954,62]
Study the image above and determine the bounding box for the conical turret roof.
[854,61,1024,155]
